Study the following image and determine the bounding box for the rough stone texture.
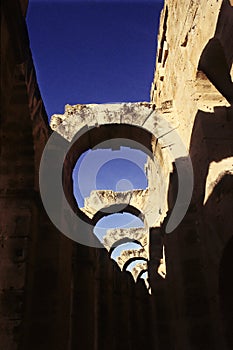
[49,1,233,347]
[204,156,233,204]
[51,101,189,292]
[1,4,160,350]
[151,0,232,146]
[82,189,147,218]
[116,248,148,271]
[150,1,233,349]
[55,101,185,290]
[103,227,148,251]
[102,226,149,286]
[51,100,194,237]
[1,1,75,349]
[81,188,167,286]
[130,262,148,281]
[82,188,157,227]
[51,102,154,140]
[1,2,66,349]
[1,1,233,350]
[51,102,175,232]
[81,188,153,286]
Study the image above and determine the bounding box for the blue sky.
[27,0,163,118]
[27,0,163,257]
[94,212,144,241]
[73,147,148,207]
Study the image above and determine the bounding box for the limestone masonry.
[1,0,233,349]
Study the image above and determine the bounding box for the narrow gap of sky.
[94,212,144,241]
[26,0,163,254]
[74,147,148,207]
[110,242,142,260]
[26,0,163,119]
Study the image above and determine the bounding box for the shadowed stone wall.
[1,2,159,350]
[1,1,73,349]
[1,0,233,349]
[151,1,233,349]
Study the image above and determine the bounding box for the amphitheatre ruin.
[1,1,233,349]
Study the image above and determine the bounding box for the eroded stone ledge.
[116,248,148,271]
[103,227,148,252]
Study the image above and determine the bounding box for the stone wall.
[1,0,233,349]
[151,0,233,146]
[151,1,233,349]
[1,3,159,350]
[1,1,73,349]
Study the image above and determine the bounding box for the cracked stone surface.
[48,0,232,300]
[82,189,148,219]
[103,227,148,252]
[151,0,233,185]
[103,228,149,286]
[51,101,188,288]
[130,261,148,282]
[2,0,233,348]
[116,248,148,271]
[81,189,161,228]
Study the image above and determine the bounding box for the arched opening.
[62,123,155,218]
[73,146,148,208]
[94,212,144,243]
[122,257,148,272]
[92,205,144,225]
[111,242,143,261]
[93,212,149,284]
[126,261,148,284]
[139,271,149,281]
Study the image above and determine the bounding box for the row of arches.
[42,102,192,289]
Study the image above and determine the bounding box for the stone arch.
[108,237,143,255]
[48,102,192,234]
[92,204,144,226]
[125,260,148,283]
[93,210,149,286]
[61,123,154,214]
[40,102,192,247]
[122,256,148,272]
[136,267,149,280]
[103,226,148,253]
